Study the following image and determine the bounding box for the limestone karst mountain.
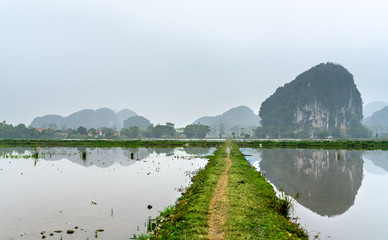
[259,62,369,138]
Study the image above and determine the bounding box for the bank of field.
[142,141,307,240]
[0,139,221,148]
[3,139,388,150]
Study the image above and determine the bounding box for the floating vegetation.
[95,229,104,238]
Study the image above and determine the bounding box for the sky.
[1,0,388,127]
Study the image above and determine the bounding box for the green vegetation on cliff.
[259,62,370,138]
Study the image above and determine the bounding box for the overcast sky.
[1,0,388,127]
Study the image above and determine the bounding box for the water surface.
[0,147,214,239]
[241,148,388,240]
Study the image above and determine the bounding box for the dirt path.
[208,147,232,240]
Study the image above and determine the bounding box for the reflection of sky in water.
[241,148,388,240]
[0,147,214,240]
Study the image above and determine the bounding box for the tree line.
[0,121,211,139]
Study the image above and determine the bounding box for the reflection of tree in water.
[363,151,388,172]
[153,148,175,156]
[0,147,34,156]
[260,149,363,217]
[183,147,214,156]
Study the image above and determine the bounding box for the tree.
[121,126,140,138]
[183,124,210,138]
[102,127,115,138]
[76,126,88,135]
[154,123,176,138]
[219,123,225,139]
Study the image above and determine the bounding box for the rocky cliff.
[259,62,368,138]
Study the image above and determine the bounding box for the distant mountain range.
[363,101,388,119]
[30,108,137,130]
[362,106,388,132]
[124,116,152,130]
[193,105,260,136]
[29,106,260,134]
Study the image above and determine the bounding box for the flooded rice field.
[0,147,215,239]
[241,148,388,240]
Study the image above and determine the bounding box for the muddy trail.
[208,147,231,240]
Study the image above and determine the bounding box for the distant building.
[35,128,42,133]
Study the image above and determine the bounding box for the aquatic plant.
[32,146,39,159]
[132,205,175,239]
[273,190,294,218]
[81,148,87,161]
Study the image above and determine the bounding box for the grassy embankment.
[2,139,388,150]
[140,141,307,239]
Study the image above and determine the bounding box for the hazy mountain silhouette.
[30,108,137,130]
[193,105,260,135]
[116,109,138,128]
[363,101,388,119]
[363,106,388,135]
[123,116,152,130]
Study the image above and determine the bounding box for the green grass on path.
[225,142,307,239]
[144,141,307,240]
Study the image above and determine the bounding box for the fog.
[1,0,388,127]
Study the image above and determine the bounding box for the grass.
[138,143,228,239]
[2,139,388,150]
[224,142,306,239]
[140,141,307,239]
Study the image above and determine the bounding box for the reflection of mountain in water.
[260,149,363,217]
[184,147,216,156]
[38,147,152,168]
[0,147,34,155]
[2,147,214,168]
[363,151,388,172]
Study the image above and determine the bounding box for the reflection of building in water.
[260,149,363,217]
